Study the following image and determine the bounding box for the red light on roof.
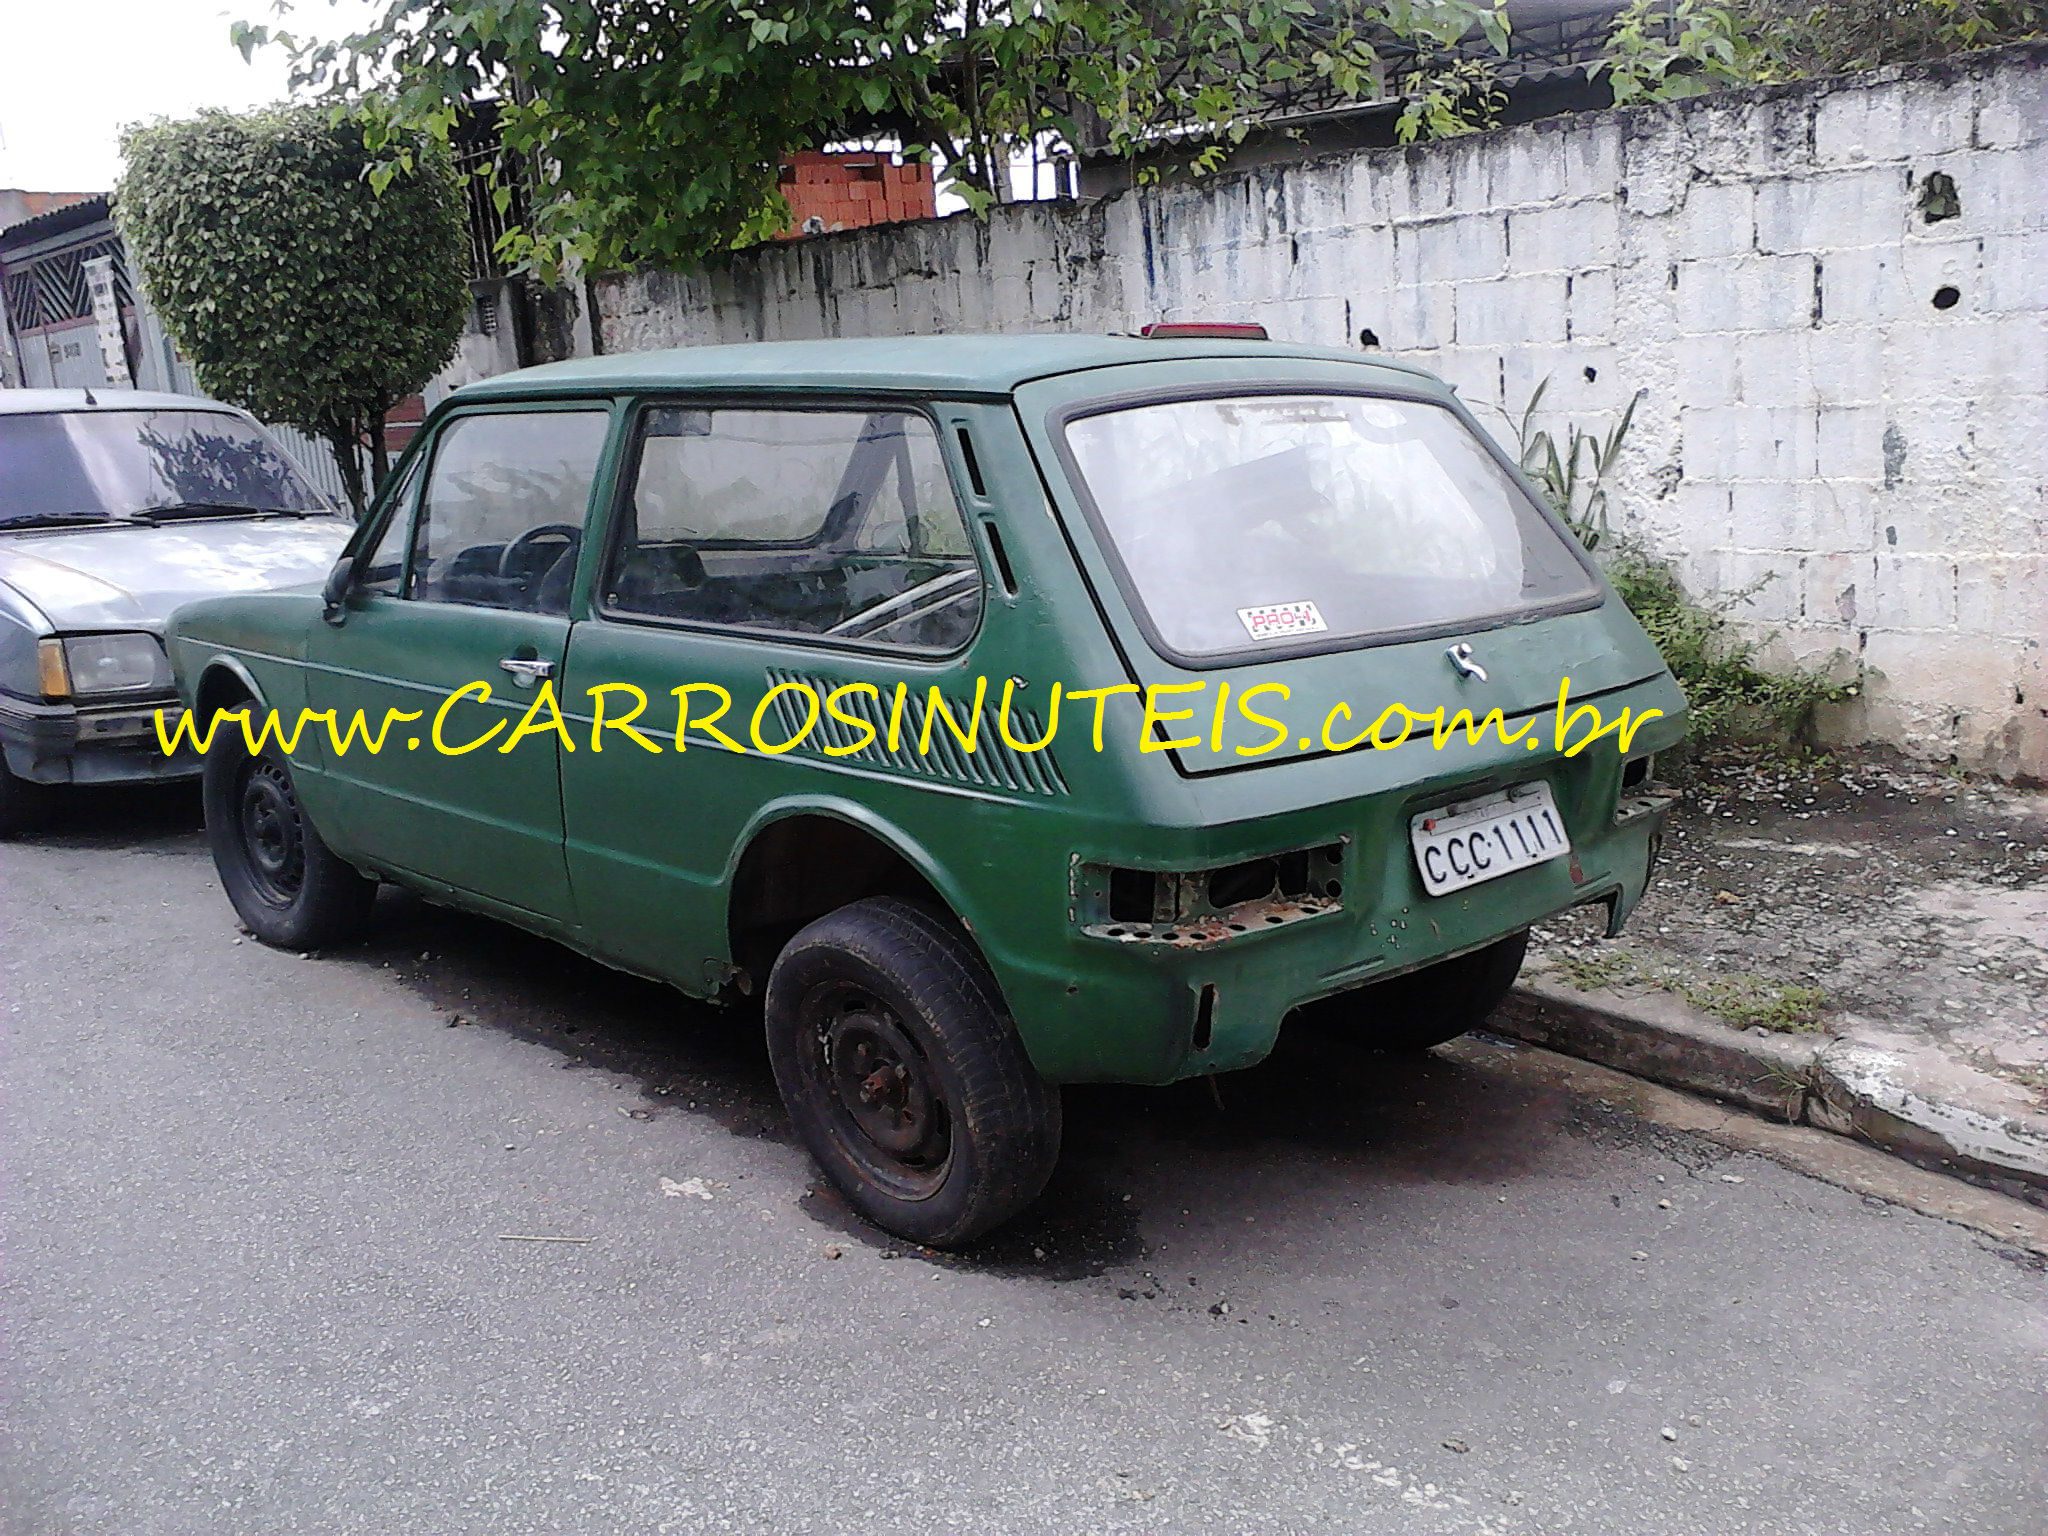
[1139,322,1270,341]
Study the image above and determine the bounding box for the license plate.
[1409,783,1570,897]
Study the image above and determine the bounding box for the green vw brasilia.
[167,331,1685,1245]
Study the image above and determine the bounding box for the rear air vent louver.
[764,669,1068,796]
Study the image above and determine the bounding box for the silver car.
[0,389,352,836]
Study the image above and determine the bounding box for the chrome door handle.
[499,656,554,687]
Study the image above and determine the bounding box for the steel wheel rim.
[237,758,305,906]
[806,983,951,1201]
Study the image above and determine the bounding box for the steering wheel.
[500,523,581,575]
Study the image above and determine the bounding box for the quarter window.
[606,407,981,652]
[409,410,611,614]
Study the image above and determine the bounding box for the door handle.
[499,656,554,687]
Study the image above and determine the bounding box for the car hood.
[0,516,351,630]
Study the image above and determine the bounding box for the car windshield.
[1062,393,1598,659]
[0,408,328,523]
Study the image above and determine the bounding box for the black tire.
[0,756,52,840]
[1294,929,1529,1052]
[765,897,1061,1247]
[202,732,375,949]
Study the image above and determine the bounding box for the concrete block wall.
[595,44,2048,776]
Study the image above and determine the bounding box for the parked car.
[0,388,352,835]
[166,333,1686,1245]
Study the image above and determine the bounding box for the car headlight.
[46,633,172,699]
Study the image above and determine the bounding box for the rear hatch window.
[1061,391,1597,663]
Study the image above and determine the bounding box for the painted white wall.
[595,46,2048,776]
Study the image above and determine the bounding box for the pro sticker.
[1236,600,1328,642]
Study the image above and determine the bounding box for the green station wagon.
[167,332,1686,1245]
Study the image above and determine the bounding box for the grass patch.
[1551,949,1642,993]
[1547,946,1830,1033]
[1603,546,1854,755]
[1504,377,1858,758]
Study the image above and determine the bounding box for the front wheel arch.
[193,658,265,725]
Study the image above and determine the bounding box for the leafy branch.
[235,0,1513,280]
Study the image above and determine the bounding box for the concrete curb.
[1494,977,2048,1204]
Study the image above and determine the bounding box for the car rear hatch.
[1013,356,1669,775]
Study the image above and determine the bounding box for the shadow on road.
[313,891,1586,1282]
[44,789,1590,1283]
[21,779,204,850]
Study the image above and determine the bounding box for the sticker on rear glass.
[1237,600,1328,642]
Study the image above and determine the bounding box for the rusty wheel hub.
[823,1001,943,1164]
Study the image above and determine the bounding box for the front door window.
[409,410,612,614]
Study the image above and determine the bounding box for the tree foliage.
[235,0,1509,281]
[1594,0,2045,106]
[117,105,469,513]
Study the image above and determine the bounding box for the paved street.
[4,788,2045,1536]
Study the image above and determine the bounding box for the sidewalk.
[1496,754,2048,1202]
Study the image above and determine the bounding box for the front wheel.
[203,734,375,949]
[765,897,1061,1247]
[1293,929,1529,1051]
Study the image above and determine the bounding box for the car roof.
[0,387,250,417]
[453,332,1439,402]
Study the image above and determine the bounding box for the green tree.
[117,105,469,514]
[235,0,1509,282]
[1593,0,2045,106]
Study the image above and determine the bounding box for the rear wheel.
[765,897,1061,1247]
[203,734,375,948]
[1294,929,1529,1051]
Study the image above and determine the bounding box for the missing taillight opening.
[1078,842,1346,948]
[1107,866,1157,924]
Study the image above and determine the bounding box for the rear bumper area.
[0,696,198,786]
[1001,785,1676,1086]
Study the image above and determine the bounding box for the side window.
[355,454,424,597]
[409,409,611,613]
[605,407,982,652]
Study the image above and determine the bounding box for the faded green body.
[168,335,1685,1085]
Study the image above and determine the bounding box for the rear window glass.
[1062,393,1597,659]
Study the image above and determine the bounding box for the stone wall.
[595,45,2048,776]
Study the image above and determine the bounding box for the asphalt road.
[5,787,2045,1535]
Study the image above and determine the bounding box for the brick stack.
[777,151,938,238]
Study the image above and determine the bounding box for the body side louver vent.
[764,669,1069,797]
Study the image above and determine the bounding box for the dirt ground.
[1532,752,2048,1107]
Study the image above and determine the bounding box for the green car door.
[303,403,618,919]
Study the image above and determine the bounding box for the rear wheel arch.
[723,806,978,995]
